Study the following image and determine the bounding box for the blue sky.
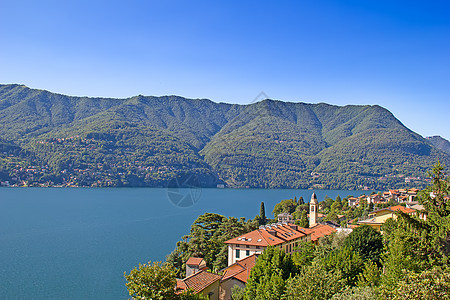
[1,0,449,139]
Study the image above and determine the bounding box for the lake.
[0,188,371,299]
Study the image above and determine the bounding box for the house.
[358,205,416,232]
[176,270,222,300]
[224,222,310,265]
[367,194,384,204]
[389,190,400,200]
[348,197,358,207]
[277,212,294,224]
[186,257,207,277]
[410,204,427,221]
[398,195,409,203]
[219,254,258,300]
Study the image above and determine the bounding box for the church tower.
[309,192,318,227]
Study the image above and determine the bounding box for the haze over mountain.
[0,84,448,189]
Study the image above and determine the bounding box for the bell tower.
[309,192,318,227]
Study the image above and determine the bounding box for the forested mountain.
[426,136,450,155]
[0,84,448,189]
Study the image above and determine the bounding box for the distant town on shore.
[1,84,450,190]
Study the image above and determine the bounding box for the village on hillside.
[171,188,431,300]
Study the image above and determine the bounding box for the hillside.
[0,84,448,189]
[426,136,450,156]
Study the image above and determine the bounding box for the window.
[246,250,250,256]
[236,249,240,259]
[256,246,260,249]
[246,245,250,248]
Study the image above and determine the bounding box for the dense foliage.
[124,261,206,300]
[1,84,449,189]
[245,247,298,300]
[166,213,258,276]
[343,225,384,264]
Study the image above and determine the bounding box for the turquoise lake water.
[0,188,371,299]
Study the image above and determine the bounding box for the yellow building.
[357,205,416,232]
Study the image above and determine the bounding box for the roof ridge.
[222,268,246,281]
[257,228,275,245]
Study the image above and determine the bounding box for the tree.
[231,285,245,300]
[178,291,208,300]
[381,162,450,290]
[381,217,397,244]
[356,261,381,288]
[297,209,309,228]
[292,241,316,266]
[321,196,335,213]
[343,225,383,264]
[284,263,345,300]
[165,249,183,278]
[124,261,178,300]
[298,196,305,205]
[259,202,266,225]
[331,200,342,213]
[125,261,208,300]
[244,247,297,300]
[418,161,450,262]
[272,199,297,218]
[168,213,255,276]
[324,211,340,223]
[330,286,377,300]
[324,246,364,286]
[380,267,450,300]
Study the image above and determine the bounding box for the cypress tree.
[298,196,305,205]
[260,202,266,225]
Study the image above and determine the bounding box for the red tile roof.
[176,279,188,292]
[225,223,306,247]
[300,224,337,241]
[390,205,415,214]
[177,270,221,294]
[186,257,205,266]
[221,254,258,284]
[369,205,416,215]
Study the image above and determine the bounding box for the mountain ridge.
[0,84,448,189]
[426,136,450,156]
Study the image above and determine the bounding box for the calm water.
[0,188,370,299]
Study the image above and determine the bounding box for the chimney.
[268,230,277,237]
[289,224,297,231]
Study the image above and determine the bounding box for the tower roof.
[310,192,318,204]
